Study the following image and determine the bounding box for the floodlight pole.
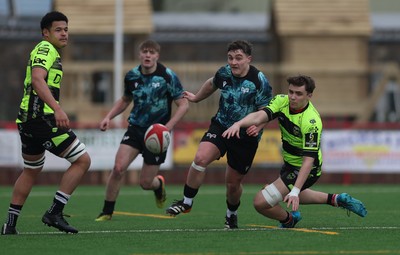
[113,0,123,127]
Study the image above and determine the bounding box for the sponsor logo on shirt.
[206,132,217,139]
[33,57,46,66]
[305,132,318,147]
[37,47,50,56]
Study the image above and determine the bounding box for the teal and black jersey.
[212,64,272,138]
[124,63,184,127]
[264,94,323,172]
[17,40,63,123]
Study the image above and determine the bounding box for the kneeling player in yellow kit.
[223,74,367,228]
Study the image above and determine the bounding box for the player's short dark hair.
[287,74,316,94]
[40,11,68,31]
[227,40,252,56]
[139,40,161,53]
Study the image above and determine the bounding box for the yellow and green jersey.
[264,94,323,172]
[17,40,63,123]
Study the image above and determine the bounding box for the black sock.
[154,177,162,193]
[48,191,70,214]
[102,200,116,215]
[183,184,198,198]
[226,200,240,211]
[327,193,338,206]
[6,204,23,227]
[279,211,291,223]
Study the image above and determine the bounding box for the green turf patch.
[0,184,399,255]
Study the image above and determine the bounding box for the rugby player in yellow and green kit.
[223,74,367,228]
[1,11,90,235]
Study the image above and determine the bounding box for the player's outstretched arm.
[165,97,189,131]
[183,78,216,103]
[223,110,269,139]
[99,96,131,131]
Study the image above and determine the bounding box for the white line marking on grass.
[114,211,173,219]
[19,228,264,235]
[17,225,400,235]
[313,226,400,230]
[216,250,400,254]
[139,250,400,255]
[247,224,339,235]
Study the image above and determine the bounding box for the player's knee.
[24,154,45,169]
[74,152,91,170]
[191,161,206,172]
[260,183,283,207]
[64,139,87,164]
[112,163,126,176]
[226,181,240,194]
[253,194,265,213]
[192,150,212,170]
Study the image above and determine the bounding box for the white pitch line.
[312,226,400,230]
[17,228,264,235]
[17,226,400,235]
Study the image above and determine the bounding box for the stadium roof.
[1,10,400,42]
[370,13,400,42]
[151,12,270,42]
[151,12,400,43]
[0,0,51,16]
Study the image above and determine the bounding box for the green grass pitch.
[0,184,399,255]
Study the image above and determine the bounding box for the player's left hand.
[284,187,300,211]
[284,194,300,211]
[246,125,260,137]
[54,108,70,129]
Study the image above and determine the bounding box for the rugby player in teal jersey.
[222,74,367,228]
[95,40,189,221]
[166,40,273,229]
[1,11,91,235]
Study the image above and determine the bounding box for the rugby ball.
[144,124,171,154]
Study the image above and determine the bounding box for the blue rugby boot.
[280,211,302,228]
[337,193,367,217]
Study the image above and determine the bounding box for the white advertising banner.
[0,129,173,171]
[2,129,400,173]
[0,130,22,167]
[322,130,400,173]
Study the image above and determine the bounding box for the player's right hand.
[222,123,241,139]
[54,109,70,129]
[99,118,110,131]
[182,91,196,102]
